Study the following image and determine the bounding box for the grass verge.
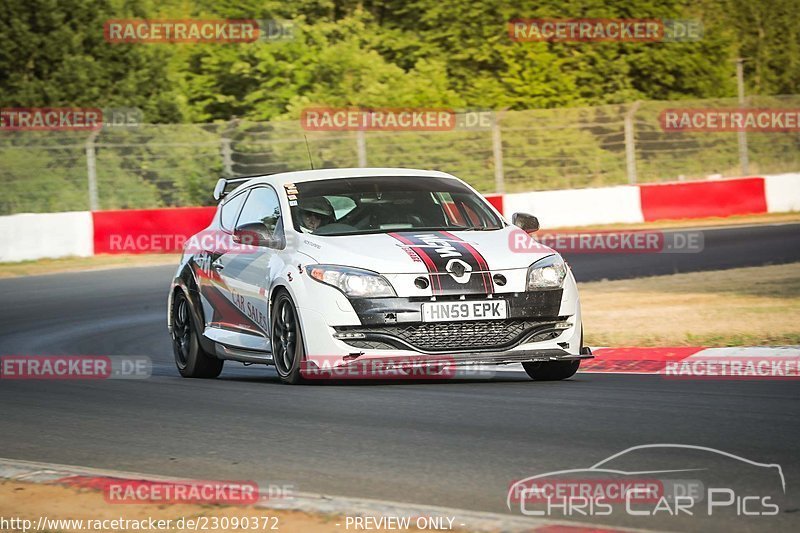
[0,480,393,533]
[580,263,800,347]
[0,254,180,278]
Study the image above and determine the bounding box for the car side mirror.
[234,222,280,248]
[512,212,540,233]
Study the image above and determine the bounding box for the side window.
[237,187,282,236]
[220,191,247,231]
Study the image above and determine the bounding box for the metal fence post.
[221,138,233,177]
[492,111,505,193]
[220,118,238,177]
[736,58,750,175]
[356,129,367,167]
[624,101,642,184]
[85,129,100,211]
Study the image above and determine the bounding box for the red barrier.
[89,179,766,254]
[639,177,766,221]
[484,194,504,215]
[92,195,506,255]
[92,206,216,254]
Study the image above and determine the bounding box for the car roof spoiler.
[213,177,250,201]
[213,172,287,201]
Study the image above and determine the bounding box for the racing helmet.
[297,196,335,229]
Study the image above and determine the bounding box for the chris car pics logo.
[508,444,785,518]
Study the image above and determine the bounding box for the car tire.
[271,290,305,385]
[522,360,580,381]
[522,327,583,381]
[171,290,224,378]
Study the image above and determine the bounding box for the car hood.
[295,227,555,273]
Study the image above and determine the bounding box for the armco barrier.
[638,177,767,221]
[0,211,93,262]
[0,174,797,261]
[92,206,215,254]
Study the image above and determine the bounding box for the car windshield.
[288,176,503,236]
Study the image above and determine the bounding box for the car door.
[221,186,284,352]
[195,188,249,336]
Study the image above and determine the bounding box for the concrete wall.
[765,173,800,213]
[502,185,644,227]
[0,212,93,262]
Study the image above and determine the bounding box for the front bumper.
[334,291,567,354]
[347,291,563,325]
[333,317,571,354]
[294,267,583,364]
[300,348,593,379]
[350,347,593,367]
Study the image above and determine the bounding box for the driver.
[297,196,335,233]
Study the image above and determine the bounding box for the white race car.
[168,168,591,383]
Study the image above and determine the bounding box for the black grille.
[344,340,396,350]
[337,319,562,352]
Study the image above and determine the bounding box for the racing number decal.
[389,231,493,295]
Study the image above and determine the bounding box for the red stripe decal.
[389,232,443,294]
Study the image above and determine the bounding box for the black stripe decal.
[390,231,493,295]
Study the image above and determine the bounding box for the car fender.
[266,250,310,352]
[168,255,216,355]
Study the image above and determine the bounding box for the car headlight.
[526,255,567,290]
[307,265,397,298]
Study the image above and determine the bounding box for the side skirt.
[214,342,273,365]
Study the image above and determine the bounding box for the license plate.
[421,300,508,322]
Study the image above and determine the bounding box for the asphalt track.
[1,222,799,531]
[563,221,800,281]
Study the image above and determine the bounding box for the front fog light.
[333,332,366,340]
[527,255,567,290]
